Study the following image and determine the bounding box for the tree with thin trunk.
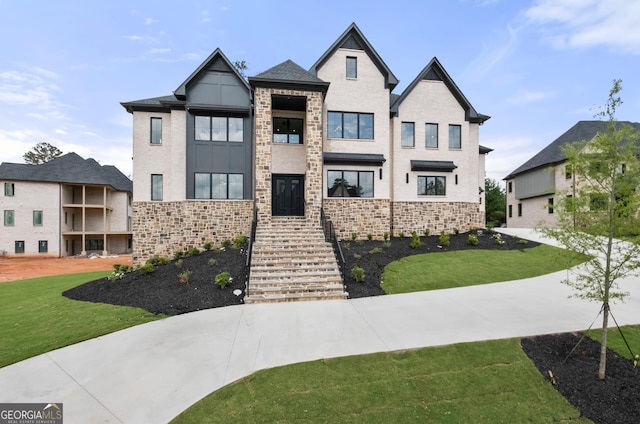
[540,79,640,379]
[23,142,63,164]
[485,178,506,227]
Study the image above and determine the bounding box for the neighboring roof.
[504,120,640,180]
[309,22,399,91]
[249,60,330,93]
[323,152,386,166]
[410,160,458,172]
[479,145,493,154]
[391,57,490,124]
[121,94,183,113]
[0,152,132,192]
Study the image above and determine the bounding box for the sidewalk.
[1,228,639,423]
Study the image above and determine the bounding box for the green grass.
[588,324,640,361]
[382,244,588,294]
[171,338,590,423]
[0,272,164,368]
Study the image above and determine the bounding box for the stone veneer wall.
[132,200,253,264]
[392,201,484,236]
[323,198,391,240]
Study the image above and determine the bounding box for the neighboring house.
[504,120,640,228]
[122,23,491,263]
[0,152,133,257]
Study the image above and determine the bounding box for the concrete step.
[244,291,348,304]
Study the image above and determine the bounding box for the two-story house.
[0,152,133,257]
[122,23,491,263]
[504,120,640,228]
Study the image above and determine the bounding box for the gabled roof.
[249,60,330,93]
[309,22,399,91]
[121,95,182,113]
[0,152,132,192]
[391,57,490,124]
[504,120,640,180]
[174,48,249,99]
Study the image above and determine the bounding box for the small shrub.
[367,233,373,241]
[178,270,192,285]
[351,266,365,283]
[108,264,131,281]
[383,240,391,248]
[410,231,422,249]
[342,242,350,250]
[492,233,506,245]
[351,232,358,241]
[222,240,232,248]
[383,232,389,241]
[138,263,154,274]
[399,231,405,238]
[208,258,217,266]
[156,256,170,265]
[173,251,185,260]
[353,253,362,259]
[113,264,132,274]
[175,259,183,269]
[215,271,232,288]
[232,235,248,249]
[468,234,479,246]
[517,239,529,245]
[369,247,382,254]
[186,247,201,257]
[439,231,450,248]
[203,242,213,251]
[453,228,460,235]
[145,257,159,266]
[423,228,430,237]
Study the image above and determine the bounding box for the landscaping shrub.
[369,247,382,254]
[351,232,358,241]
[138,263,154,274]
[215,271,232,288]
[208,258,217,266]
[107,264,131,281]
[222,240,232,248]
[383,232,389,241]
[350,266,365,282]
[410,231,422,249]
[186,247,201,257]
[174,259,183,269]
[232,235,248,249]
[439,231,450,248]
[145,257,160,266]
[156,256,170,265]
[178,270,192,285]
[367,233,373,241]
[353,253,361,259]
[203,242,213,251]
[468,234,479,246]
[173,251,185,260]
[423,228,430,237]
[399,231,405,238]
[454,228,460,235]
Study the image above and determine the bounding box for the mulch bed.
[63,231,639,423]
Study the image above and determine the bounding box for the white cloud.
[465,24,520,78]
[483,134,540,181]
[525,0,640,54]
[124,35,144,41]
[145,17,158,25]
[0,68,68,121]
[201,10,211,23]
[148,48,171,55]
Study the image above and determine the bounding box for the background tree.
[540,79,640,379]
[233,59,248,80]
[23,142,63,164]
[484,178,506,227]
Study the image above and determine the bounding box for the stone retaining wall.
[323,198,391,240]
[132,200,253,264]
[392,201,484,236]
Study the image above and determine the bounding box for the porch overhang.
[323,153,386,166]
[410,160,457,172]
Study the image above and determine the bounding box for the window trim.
[418,176,447,196]
[150,117,162,144]
[346,56,357,79]
[195,173,244,200]
[401,122,415,148]
[508,204,512,218]
[425,123,438,149]
[4,182,14,196]
[4,210,14,226]
[273,117,304,144]
[33,210,43,226]
[195,116,244,142]
[38,240,48,253]
[448,124,462,149]
[151,174,163,201]
[15,241,24,254]
[327,170,374,198]
[548,198,554,214]
[327,111,374,140]
[518,203,523,217]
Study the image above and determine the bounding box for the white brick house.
[122,23,491,262]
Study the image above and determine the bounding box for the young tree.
[541,79,640,379]
[23,142,63,164]
[484,178,506,227]
[233,59,248,80]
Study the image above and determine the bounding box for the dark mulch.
[63,231,638,422]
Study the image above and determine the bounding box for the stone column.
[254,88,273,224]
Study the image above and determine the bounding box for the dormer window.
[346,56,357,79]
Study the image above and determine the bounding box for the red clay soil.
[0,255,132,282]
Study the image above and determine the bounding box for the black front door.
[272,175,304,216]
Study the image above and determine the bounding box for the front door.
[272,175,304,216]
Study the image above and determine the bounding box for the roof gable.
[249,59,329,93]
[391,57,489,124]
[309,22,398,91]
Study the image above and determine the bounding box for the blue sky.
[1,0,639,184]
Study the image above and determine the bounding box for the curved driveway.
[1,229,639,423]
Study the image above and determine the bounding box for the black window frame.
[85,239,104,251]
[151,174,163,201]
[425,123,438,148]
[195,173,244,200]
[418,176,447,196]
[4,182,14,196]
[508,181,513,193]
[518,203,523,217]
[273,117,304,144]
[150,117,162,144]
[548,198,554,214]
[327,170,374,198]
[508,204,512,218]
[15,240,24,254]
[448,124,461,149]
[346,56,357,78]
[38,240,48,253]
[327,111,374,140]
[194,116,244,142]
[401,122,415,147]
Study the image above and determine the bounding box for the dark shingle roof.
[121,95,180,113]
[0,152,132,192]
[254,60,325,83]
[504,120,640,180]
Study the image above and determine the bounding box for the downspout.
[59,183,62,257]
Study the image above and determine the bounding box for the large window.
[4,210,14,226]
[33,210,43,226]
[401,122,415,147]
[15,241,24,254]
[195,173,243,199]
[150,117,162,144]
[273,118,303,144]
[327,170,373,198]
[4,182,14,196]
[86,239,104,251]
[328,111,374,139]
[151,174,163,201]
[418,176,446,196]
[449,124,461,149]
[195,116,243,142]
[425,123,438,148]
[38,240,48,253]
[346,56,357,78]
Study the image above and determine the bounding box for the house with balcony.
[504,120,640,228]
[0,152,133,257]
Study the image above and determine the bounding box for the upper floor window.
[548,198,554,214]
[327,170,373,198]
[4,210,14,226]
[273,118,303,144]
[565,164,572,180]
[151,174,163,201]
[401,122,415,147]
[150,117,162,144]
[449,124,461,149]
[328,111,373,140]
[195,173,243,199]
[33,210,43,226]
[195,116,243,142]
[508,181,513,193]
[346,56,357,78]
[425,123,438,148]
[4,182,14,196]
[518,203,523,216]
[418,176,446,196]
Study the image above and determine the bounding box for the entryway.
[272,174,304,216]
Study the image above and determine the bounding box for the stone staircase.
[244,217,348,304]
